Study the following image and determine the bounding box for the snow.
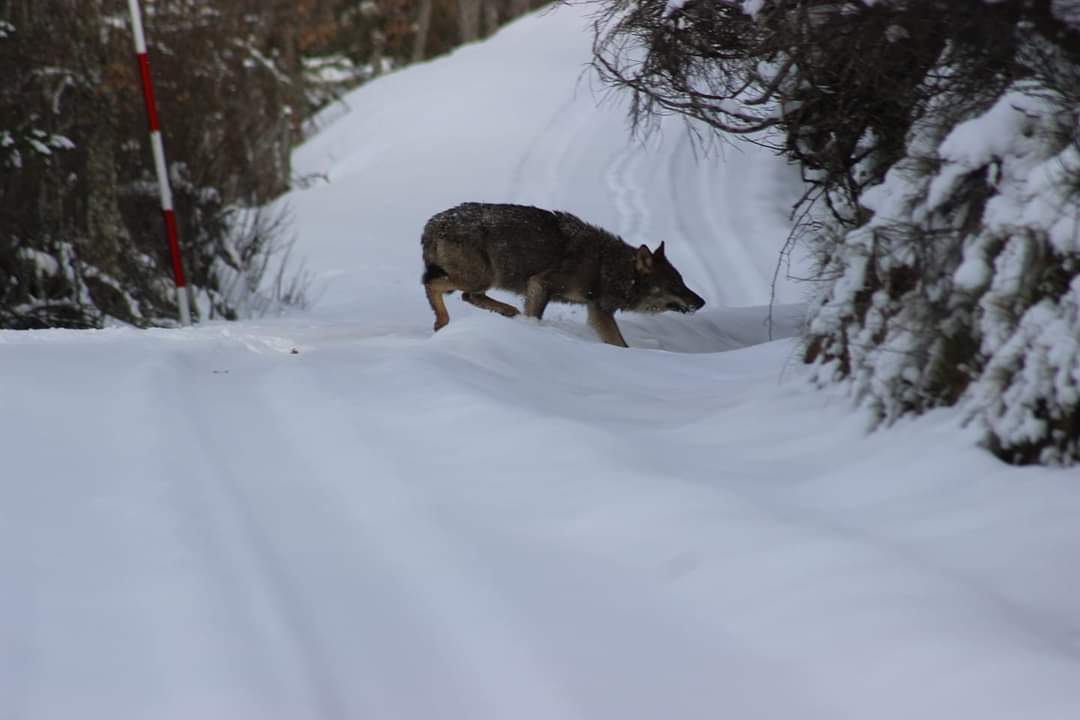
[742,0,767,17]
[664,0,690,17]
[953,247,993,292]
[3,5,1080,719]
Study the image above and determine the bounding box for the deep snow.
[3,5,1080,720]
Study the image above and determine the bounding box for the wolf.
[420,203,705,347]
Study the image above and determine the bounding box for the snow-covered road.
[3,6,1080,719]
[6,316,1080,719]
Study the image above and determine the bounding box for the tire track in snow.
[154,332,586,718]
[604,134,651,246]
[509,90,596,209]
[162,353,347,719]
[697,142,774,304]
[284,354,588,720]
[209,354,587,720]
[665,131,725,303]
[508,94,576,206]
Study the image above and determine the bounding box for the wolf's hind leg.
[462,292,520,318]
[587,303,629,348]
[424,275,456,331]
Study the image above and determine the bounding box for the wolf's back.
[421,203,625,291]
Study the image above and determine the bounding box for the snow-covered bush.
[2,1,544,329]
[590,0,1080,464]
[805,23,1080,465]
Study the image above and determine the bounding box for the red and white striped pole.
[127,0,191,326]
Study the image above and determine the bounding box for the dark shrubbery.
[0,0,544,329]
[0,1,301,327]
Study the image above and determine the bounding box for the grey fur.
[421,203,705,347]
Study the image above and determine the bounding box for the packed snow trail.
[3,6,1080,720]
[4,318,1080,719]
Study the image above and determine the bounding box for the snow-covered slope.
[3,6,1080,720]
[288,5,806,348]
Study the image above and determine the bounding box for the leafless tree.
[412,0,434,62]
[458,0,483,42]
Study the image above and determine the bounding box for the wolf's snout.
[666,294,705,313]
[685,292,706,313]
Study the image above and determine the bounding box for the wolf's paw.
[433,319,449,332]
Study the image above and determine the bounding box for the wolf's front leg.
[587,303,629,348]
[524,274,552,319]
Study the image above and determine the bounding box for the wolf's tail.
[420,224,448,285]
[422,263,448,284]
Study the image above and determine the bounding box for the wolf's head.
[629,242,706,314]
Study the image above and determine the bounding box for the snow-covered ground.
[3,6,1080,719]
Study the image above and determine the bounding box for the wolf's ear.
[635,244,654,273]
[655,241,666,259]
